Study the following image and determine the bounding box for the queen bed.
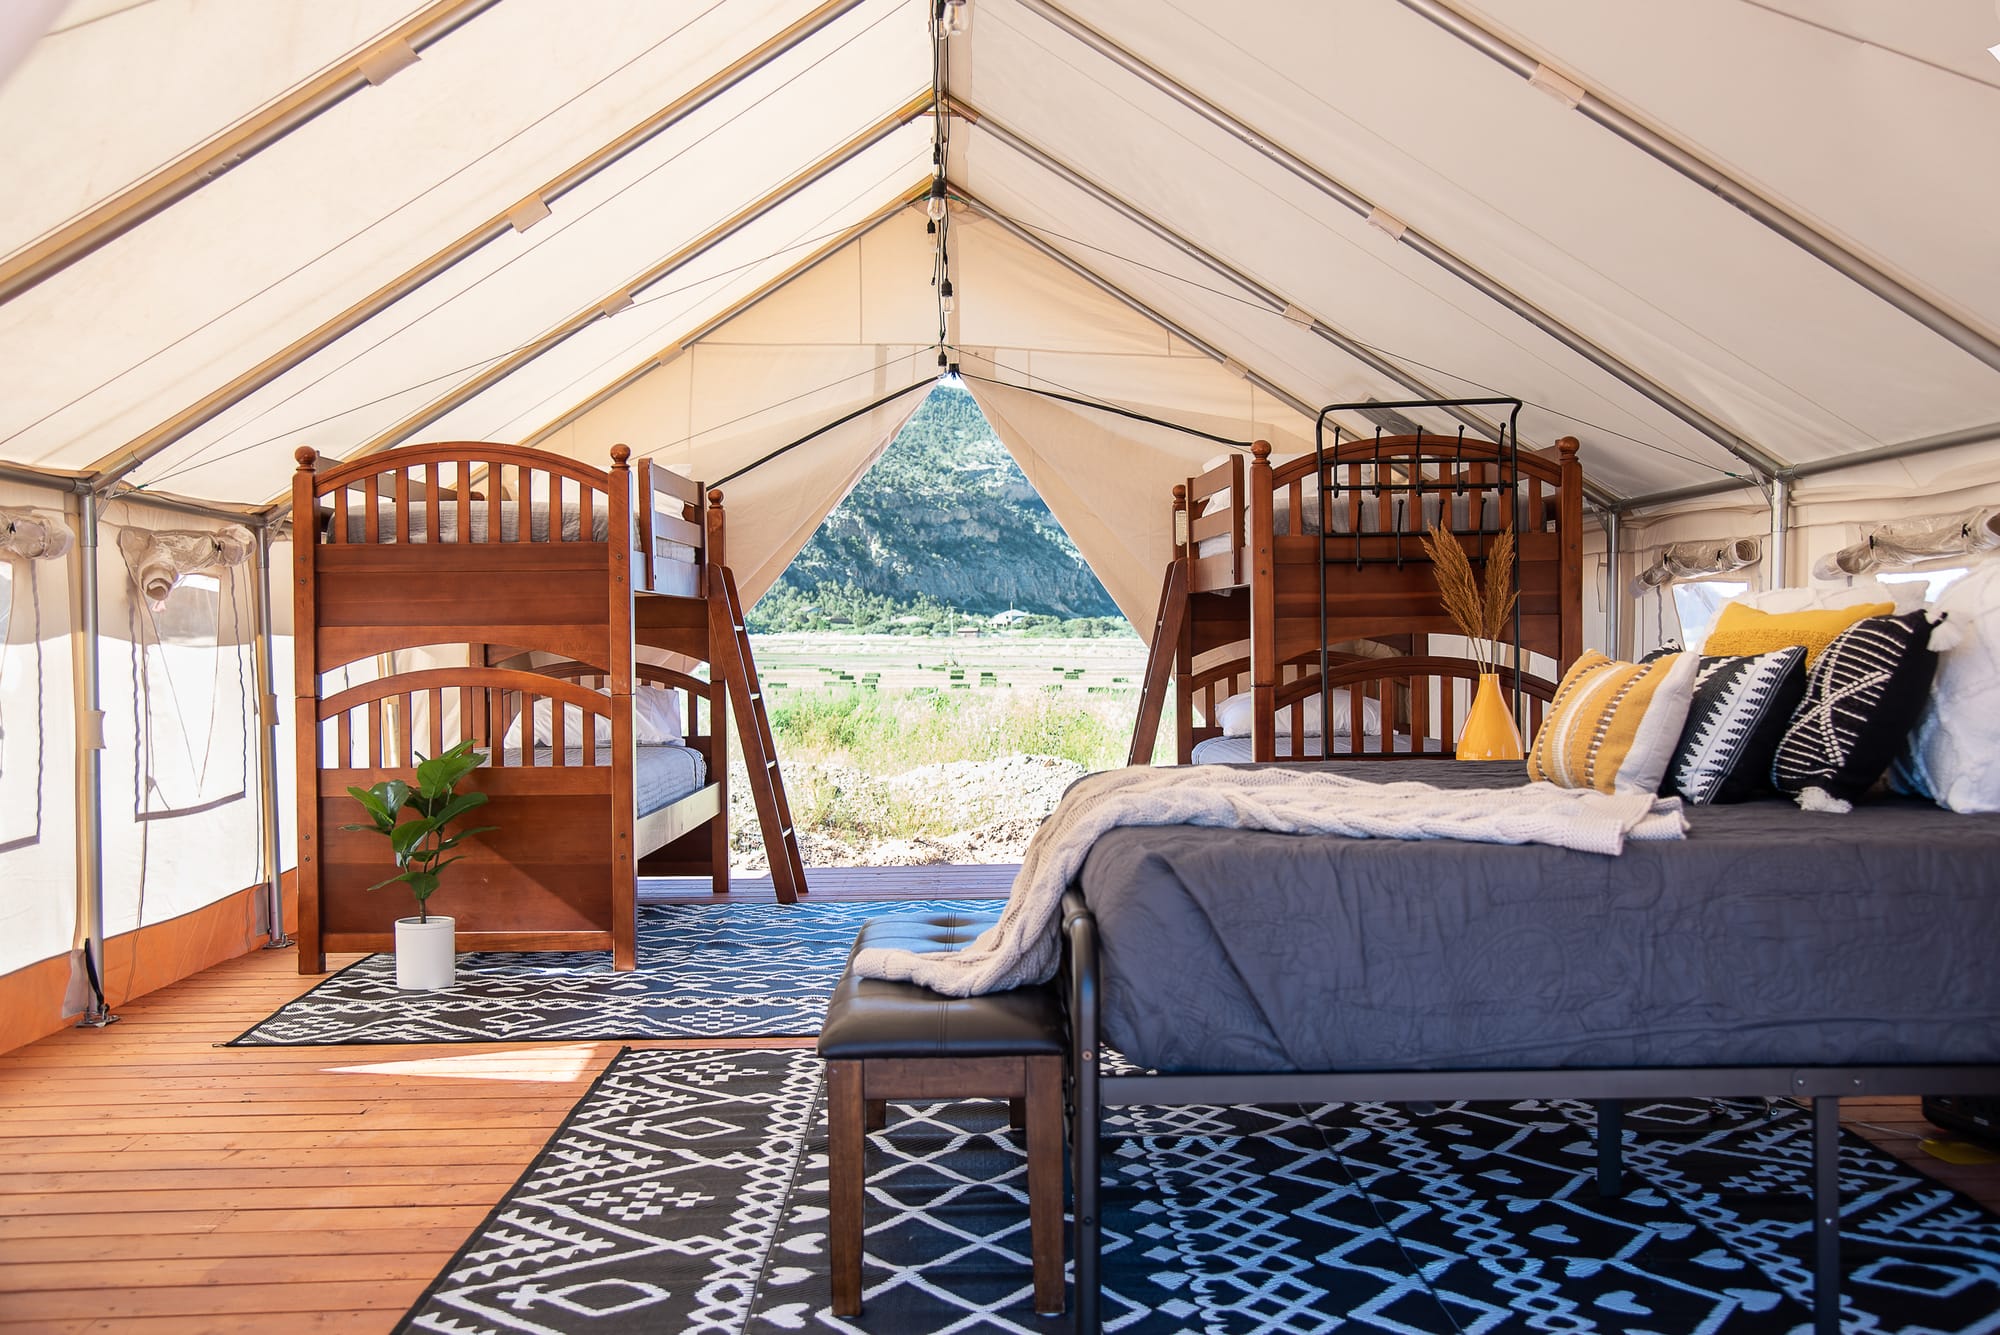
[1059,760,2000,1334]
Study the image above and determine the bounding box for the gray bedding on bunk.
[334,499,700,563]
[1073,760,2000,1075]
[498,743,706,815]
[1195,489,1525,557]
[1189,734,1448,762]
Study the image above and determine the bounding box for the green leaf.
[406,871,439,901]
[389,816,442,858]
[345,784,397,833]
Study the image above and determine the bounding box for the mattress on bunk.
[1189,734,1447,762]
[1193,489,1517,558]
[497,742,707,816]
[1074,759,2000,1075]
[333,499,698,563]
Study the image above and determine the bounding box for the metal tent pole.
[73,490,116,1028]
[253,525,292,949]
[1768,474,1791,590]
[1603,510,1621,659]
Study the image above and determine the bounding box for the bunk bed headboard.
[1253,433,1583,665]
[291,442,708,674]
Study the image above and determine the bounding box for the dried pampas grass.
[1420,523,1516,672]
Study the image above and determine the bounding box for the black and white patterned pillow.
[1666,647,1807,804]
[1773,611,1940,809]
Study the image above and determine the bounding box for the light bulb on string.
[926,176,947,221]
[939,279,955,313]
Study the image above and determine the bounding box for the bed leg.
[1812,1095,1843,1335]
[1593,1100,1623,1198]
[1065,897,1101,1335]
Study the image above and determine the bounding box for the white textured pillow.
[633,684,683,745]
[1214,688,1382,738]
[1895,561,2000,812]
[1733,578,1926,617]
[503,685,683,749]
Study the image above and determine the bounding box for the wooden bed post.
[1174,483,1196,765]
[1247,442,1278,763]
[705,488,731,852]
[1557,437,1584,671]
[606,446,638,970]
[290,447,325,973]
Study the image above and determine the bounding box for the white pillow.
[1214,687,1382,738]
[503,685,683,749]
[1733,578,1926,617]
[633,684,683,745]
[1894,561,2000,812]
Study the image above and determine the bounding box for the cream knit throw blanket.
[850,766,1687,997]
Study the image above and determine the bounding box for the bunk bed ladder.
[709,565,809,904]
[1127,560,1189,766]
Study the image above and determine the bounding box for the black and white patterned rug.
[396,1047,2000,1334]
[230,900,997,1046]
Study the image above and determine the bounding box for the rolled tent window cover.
[1633,538,1761,591]
[1814,508,2000,579]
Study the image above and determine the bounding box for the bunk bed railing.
[1185,652,1556,761]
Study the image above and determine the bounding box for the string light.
[939,279,955,313]
[926,175,947,222]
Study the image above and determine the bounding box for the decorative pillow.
[1894,562,2000,812]
[1526,650,1699,794]
[1214,687,1382,738]
[1733,579,1926,617]
[1664,648,1807,805]
[634,685,684,746]
[504,685,683,748]
[1703,600,1893,666]
[1772,610,1941,811]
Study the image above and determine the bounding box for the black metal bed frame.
[1060,889,2000,1335]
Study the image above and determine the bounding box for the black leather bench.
[817,911,1066,1317]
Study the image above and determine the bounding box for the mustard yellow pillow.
[1527,650,1699,794]
[1704,601,1893,666]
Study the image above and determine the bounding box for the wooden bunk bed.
[1130,403,1585,765]
[291,441,805,975]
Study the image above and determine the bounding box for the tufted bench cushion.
[816,909,1067,1318]
[818,912,1066,1061]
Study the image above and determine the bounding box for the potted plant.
[344,739,495,989]
[1420,523,1524,760]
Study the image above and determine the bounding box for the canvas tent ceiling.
[4,1,2000,996]
[0,0,1995,525]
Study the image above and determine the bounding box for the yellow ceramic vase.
[1456,672,1524,761]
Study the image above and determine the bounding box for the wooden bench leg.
[828,1060,865,1316]
[1025,1055,1065,1315]
[867,1099,888,1131]
[1008,1097,1026,1129]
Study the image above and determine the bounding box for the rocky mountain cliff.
[760,384,1119,619]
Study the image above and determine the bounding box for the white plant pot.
[394,915,456,990]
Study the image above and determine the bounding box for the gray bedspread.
[497,743,707,816]
[1075,760,2000,1074]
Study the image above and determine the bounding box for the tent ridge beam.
[0,0,501,308]
[955,97,1619,507]
[86,0,875,489]
[1016,0,1786,481]
[1395,0,2000,375]
[339,93,932,471]
[960,190,1320,423]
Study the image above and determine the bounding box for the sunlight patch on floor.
[326,1043,603,1083]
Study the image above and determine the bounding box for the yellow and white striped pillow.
[1527,651,1700,794]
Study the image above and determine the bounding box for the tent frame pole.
[1014,0,1783,483]
[1767,474,1791,590]
[71,490,116,1029]
[1602,511,1621,659]
[253,525,291,950]
[1395,0,2000,376]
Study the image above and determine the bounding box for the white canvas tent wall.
[2,0,1998,1045]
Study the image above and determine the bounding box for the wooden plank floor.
[2,866,1996,1333]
